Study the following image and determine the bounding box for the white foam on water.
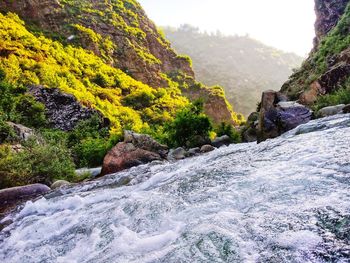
[0,114,349,262]
[276,230,323,250]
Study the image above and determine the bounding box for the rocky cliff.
[280,0,350,107]
[253,0,350,142]
[0,0,240,128]
[314,0,349,46]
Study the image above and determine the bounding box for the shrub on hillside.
[164,100,212,148]
[0,78,47,128]
[0,138,76,189]
[314,87,350,111]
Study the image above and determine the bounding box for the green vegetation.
[164,100,212,148]
[0,12,188,136]
[282,2,350,105]
[0,138,76,189]
[215,122,242,144]
[0,73,47,129]
[314,87,350,111]
[314,3,350,74]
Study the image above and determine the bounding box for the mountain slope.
[0,0,242,134]
[281,0,350,109]
[163,25,303,116]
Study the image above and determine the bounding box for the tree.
[165,100,212,148]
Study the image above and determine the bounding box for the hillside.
[163,25,303,116]
[0,0,242,133]
[281,0,350,110]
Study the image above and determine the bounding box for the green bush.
[72,136,118,168]
[215,122,241,143]
[0,79,47,128]
[164,100,212,148]
[0,119,17,143]
[67,115,120,168]
[15,95,47,128]
[122,90,156,110]
[314,87,350,111]
[0,138,76,189]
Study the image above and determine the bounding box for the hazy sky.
[138,0,316,56]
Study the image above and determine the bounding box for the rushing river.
[1,114,350,263]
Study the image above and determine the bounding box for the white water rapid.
[0,114,349,263]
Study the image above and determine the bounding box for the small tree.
[165,100,212,148]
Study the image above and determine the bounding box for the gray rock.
[258,90,312,142]
[0,184,50,208]
[168,147,187,160]
[51,180,71,190]
[124,130,168,158]
[6,122,34,141]
[319,104,345,117]
[188,147,200,156]
[211,135,231,148]
[200,145,216,153]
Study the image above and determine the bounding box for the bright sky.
[138,0,316,56]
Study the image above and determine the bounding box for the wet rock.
[258,91,312,142]
[243,127,258,143]
[101,142,162,176]
[168,147,187,160]
[200,145,216,153]
[342,104,350,113]
[124,130,168,158]
[51,180,71,190]
[319,104,346,117]
[75,167,102,179]
[28,85,103,131]
[0,184,50,212]
[188,147,200,156]
[211,135,231,148]
[6,122,34,141]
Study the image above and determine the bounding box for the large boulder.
[0,184,50,212]
[211,135,231,148]
[318,104,346,117]
[124,130,168,157]
[258,91,312,142]
[101,142,162,176]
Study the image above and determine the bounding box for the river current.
[0,114,349,262]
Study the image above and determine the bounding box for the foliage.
[164,100,212,148]
[0,119,17,144]
[0,138,76,189]
[314,87,350,111]
[0,78,47,128]
[63,115,120,168]
[282,2,350,102]
[0,12,188,135]
[215,122,241,144]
